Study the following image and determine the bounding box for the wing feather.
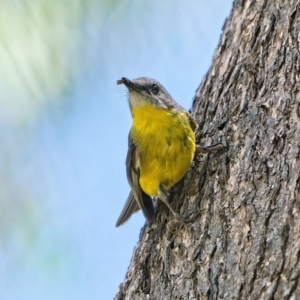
[115,130,155,227]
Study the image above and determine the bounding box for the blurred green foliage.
[0,0,120,125]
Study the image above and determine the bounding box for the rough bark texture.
[115,0,300,299]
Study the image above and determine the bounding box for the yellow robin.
[115,77,224,227]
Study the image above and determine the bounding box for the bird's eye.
[151,84,159,95]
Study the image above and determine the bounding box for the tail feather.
[115,192,139,227]
[140,189,155,222]
[115,191,155,227]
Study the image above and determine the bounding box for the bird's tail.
[115,191,154,227]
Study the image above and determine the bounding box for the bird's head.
[117,77,178,111]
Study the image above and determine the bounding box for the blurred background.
[0,0,231,299]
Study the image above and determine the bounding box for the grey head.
[117,77,184,111]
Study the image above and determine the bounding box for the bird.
[115,77,225,227]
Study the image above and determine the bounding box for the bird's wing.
[115,130,155,227]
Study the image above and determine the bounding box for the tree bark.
[115,0,300,299]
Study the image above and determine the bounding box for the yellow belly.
[131,103,195,196]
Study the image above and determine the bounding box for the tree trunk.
[115,0,300,299]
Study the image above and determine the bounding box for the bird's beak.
[116,77,140,92]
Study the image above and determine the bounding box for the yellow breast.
[131,103,195,196]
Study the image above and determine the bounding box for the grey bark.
[115,0,300,299]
